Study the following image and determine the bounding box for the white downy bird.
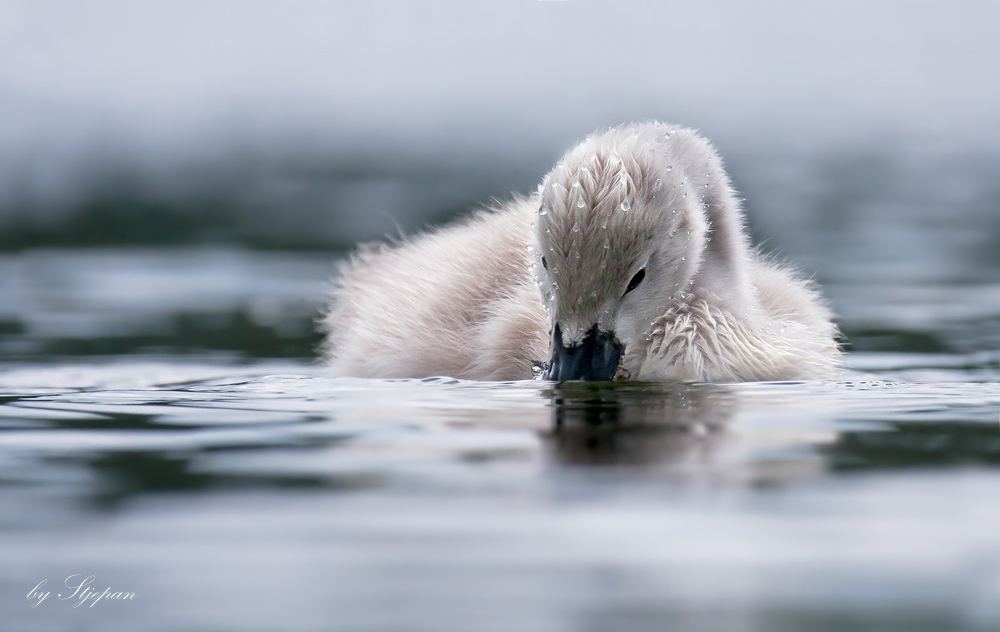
[321,122,841,382]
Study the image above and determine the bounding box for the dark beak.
[544,324,623,381]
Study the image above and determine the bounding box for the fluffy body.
[322,123,841,381]
[322,199,548,380]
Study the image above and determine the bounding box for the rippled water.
[2,248,999,631]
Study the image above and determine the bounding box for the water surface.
[1,248,998,631]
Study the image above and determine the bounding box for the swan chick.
[322,122,842,382]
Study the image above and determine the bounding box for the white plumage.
[322,122,841,381]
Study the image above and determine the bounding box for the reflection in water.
[546,381,736,468]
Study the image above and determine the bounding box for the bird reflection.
[544,381,738,468]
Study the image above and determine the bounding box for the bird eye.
[541,257,548,270]
[624,269,645,295]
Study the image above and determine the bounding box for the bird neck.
[687,174,754,313]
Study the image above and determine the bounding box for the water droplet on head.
[600,260,607,269]
[574,251,581,260]
[539,207,548,216]
[527,245,533,252]
[603,238,610,249]
[571,221,581,233]
[576,199,585,208]
[572,181,581,189]
[620,200,631,212]
[666,165,673,171]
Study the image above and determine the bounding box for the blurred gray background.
[1,0,998,358]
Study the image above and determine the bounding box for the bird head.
[533,122,749,381]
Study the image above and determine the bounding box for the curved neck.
[688,171,753,312]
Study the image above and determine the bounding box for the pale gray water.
[2,363,1000,631]
[0,248,999,631]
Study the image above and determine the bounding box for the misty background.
[0,0,998,358]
